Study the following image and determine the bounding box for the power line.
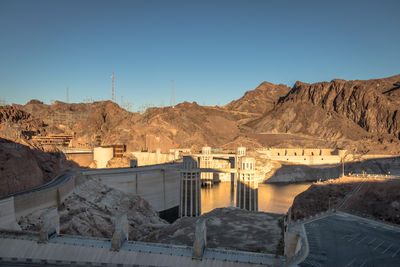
[170,80,175,108]
[66,87,69,103]
[111,72,115,102]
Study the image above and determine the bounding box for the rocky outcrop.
[225,82,291,114]
[290,177,359,220]
[0,138,77,196]
[19,179,168,240]
[143,207,284,254]
[291,176,400,225]
[0,105,46,139]
[245,75,400,151]
[280,75,400,140]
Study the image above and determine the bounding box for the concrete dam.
[0,162,285,266]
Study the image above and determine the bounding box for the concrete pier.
[111,213,129,251]
[192,219,207,260]
[39,208,59,242]
[236,157,258,211]
[180,156,201,217]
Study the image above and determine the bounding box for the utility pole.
[111,72,115,102]
[342,157,345,177]
[66,87,69,103]
[170,80,175,108]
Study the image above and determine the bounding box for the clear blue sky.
[0,0,399,110]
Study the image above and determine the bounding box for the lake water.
[201,182,312,214]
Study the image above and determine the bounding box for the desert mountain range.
[1,74,400,195]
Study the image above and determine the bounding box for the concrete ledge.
[111,213,128,251]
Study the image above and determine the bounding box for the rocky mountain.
[244,75,400,152]
[225,81,291,114]
[6,75,400,154]
[2,74,400,195]
[19,100,255,152]
[283,75,400,139]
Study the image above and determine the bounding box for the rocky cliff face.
[0,138,77,196]
[0,105,46,139]
[281,75,400,140]
[225,81,291,114]
[245,75,400,150]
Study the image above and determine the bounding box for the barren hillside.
[2,74,400,195]
[225,81,291,114]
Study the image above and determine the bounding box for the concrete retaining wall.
[1,165,180,230]
[3,175,77,225]
[268,155,341,165]
[66,153,93,167]
[258,148,342,165]
[14,186,59,219]
[90,168,180,212]
[56,177,75,204]
[131,152,174,166]
[0,198,20,230]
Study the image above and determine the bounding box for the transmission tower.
[111,72,115,102]
[170,80,175,108]
[66,87,69,103]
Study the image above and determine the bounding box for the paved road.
[300,213,400,267]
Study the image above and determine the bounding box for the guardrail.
[347,174,400,179]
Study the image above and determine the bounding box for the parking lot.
[299,213,400,267]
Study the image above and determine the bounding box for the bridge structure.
[180,147,263,216]
[191,146,249,186]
